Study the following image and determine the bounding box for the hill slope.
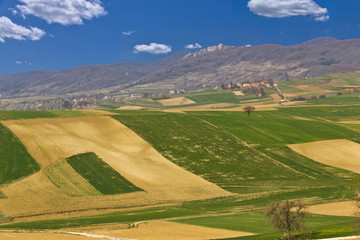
[2,38,360,97]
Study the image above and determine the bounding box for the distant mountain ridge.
[1,37,360,98]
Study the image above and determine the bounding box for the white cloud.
[315,15,329,22]
[122,30,135,36]
[134,43,172,54]
[16,0,107,26]
[16,60,32,65]
[185,43,202,49]
[247,0,329,21]
[8,8,18,15]
[0,16,45,43]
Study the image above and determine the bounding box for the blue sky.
[0,0,359,75]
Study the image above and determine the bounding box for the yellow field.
[307,201,357,217]
[289,139,360,174]
[0,232,93,240]
[65,220,253,240]
[0,116,230,218]
[158,97,195,106]
[45,160,101,197]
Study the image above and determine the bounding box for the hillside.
[1,81,360,239]
[2,38,360,98]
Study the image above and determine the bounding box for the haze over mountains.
[1,37,360,98]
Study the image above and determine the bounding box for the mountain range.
[1,37,360,98]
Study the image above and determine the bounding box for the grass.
[0,123,40,185]
[0,110,92,120]
[66,152,142,195]
[45,159,102,197]
[187,92,239,104]
[0,191,5,199]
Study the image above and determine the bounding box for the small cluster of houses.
[242,80,273,88]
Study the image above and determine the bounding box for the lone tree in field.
[243,106,255,117]
[266,200,309,240]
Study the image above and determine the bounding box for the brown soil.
[307,201,357,217]
[158,97,195,106]
[0,116,230,218]
[289,139,360,173]
[65,220,253,240]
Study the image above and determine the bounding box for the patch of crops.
[187,92,239,104]
[66,152,142,195]
[0,123,39,185]
[45,160,102,197]
[194,111,359,146]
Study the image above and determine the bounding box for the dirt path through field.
[289,139,360,174]
[0,116,230,217]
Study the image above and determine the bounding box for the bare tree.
[266,200,310,240]
[243,106,255,117]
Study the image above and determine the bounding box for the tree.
[266,200,310,240]
[243,106,255,117]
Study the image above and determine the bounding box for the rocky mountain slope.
[1,37,360,98]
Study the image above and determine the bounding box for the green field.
[173,211,354,236]
[194,111,359,146]
[66,152,142,195]
[113,112,358,199]
[0,110,92,120]
[308,94,360,105]
[0,123,39,185]
[277,105,360,122]
[187,92,239,104]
